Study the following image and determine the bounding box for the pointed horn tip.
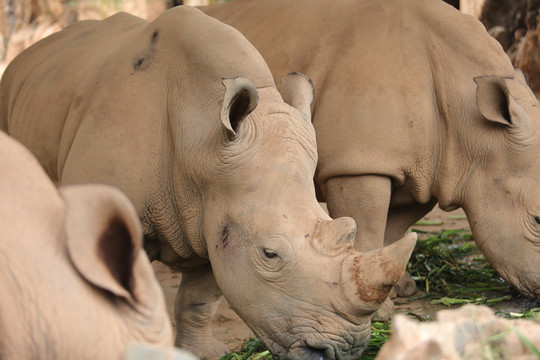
[389,231,417,259]
[404,231,418,249]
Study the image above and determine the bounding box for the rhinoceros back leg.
[174,267,228,359]
[324,175,392,252]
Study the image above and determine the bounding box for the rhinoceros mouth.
[265,325,370,360]
[285,344,329,360]
[281,340,367,360]
[515,271,540,302]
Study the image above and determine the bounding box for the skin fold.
[0,6,417,360]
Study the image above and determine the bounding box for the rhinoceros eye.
[263,249,279,259]
[534,216,540,225]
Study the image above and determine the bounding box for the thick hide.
[0,6,417,360]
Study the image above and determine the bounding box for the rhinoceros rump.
[0,6,417,360]
[204,0,540,301]
[0,130,173,359]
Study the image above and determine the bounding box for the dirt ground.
[151,204,476,353]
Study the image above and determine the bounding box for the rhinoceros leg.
[174,266,228,359]
[384,201,437,247]
[384,201,438,297]
[325,175,392,252]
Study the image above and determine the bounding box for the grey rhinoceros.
[0,130,174,359]
[0,6,417,360]
[204,0,540,300]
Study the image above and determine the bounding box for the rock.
[376,304,540,360]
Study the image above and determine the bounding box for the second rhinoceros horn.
[310,217,357,256]
[340,232,417,313]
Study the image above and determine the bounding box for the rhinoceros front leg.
[325,175,392,252]
[384,201,437,247]
[174,266,229,360]
[384,200,438,297]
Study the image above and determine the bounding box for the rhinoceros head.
[457,69,540,300]
[200,73,417,359]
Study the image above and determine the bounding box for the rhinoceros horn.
[310,217,357,256]
[340,232,417,312]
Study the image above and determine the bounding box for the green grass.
[219,338,271,360]
[407,228,514,300]
[220,228,539,359]
[358,322,392,360]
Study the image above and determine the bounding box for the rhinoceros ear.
[475,75,527,127]
[278,72,315,123]
[220,77,259,137]
[61,184,157,306]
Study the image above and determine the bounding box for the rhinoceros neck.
[424,7,516,210]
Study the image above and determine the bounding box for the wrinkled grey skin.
[0,130,173,360]
[0,6,417,360]
[204,0,540,300]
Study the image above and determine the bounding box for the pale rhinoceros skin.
[0,130,173,360]
[204,0,540,301]
[0,6,417,360]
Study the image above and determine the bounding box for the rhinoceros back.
[204,0,515,191]
[0,13,147,181]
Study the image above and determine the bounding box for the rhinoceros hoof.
[394,271,418,297]
[371,297,394,322]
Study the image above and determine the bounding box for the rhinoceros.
[0,6,417,359]
[204,0,540,300]
[0,130,173,359]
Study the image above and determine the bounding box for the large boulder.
[377,305,540,359]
